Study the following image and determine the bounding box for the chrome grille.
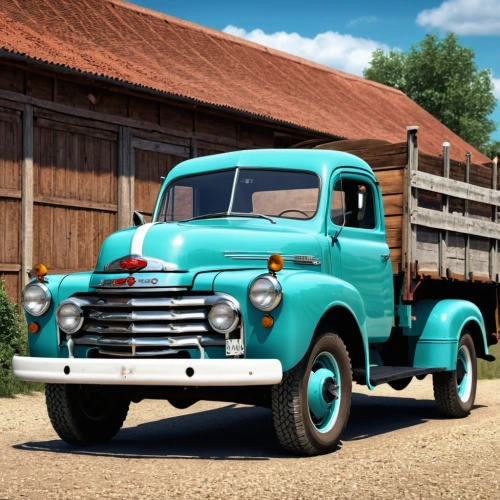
[63,292,241,358]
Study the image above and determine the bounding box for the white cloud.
[416,0,500,35]
[347,16,380,28]
[222,25,390,76]
[493,77,500,99]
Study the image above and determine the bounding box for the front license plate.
[226,339,244,356]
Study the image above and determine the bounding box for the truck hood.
[93,219,322,288]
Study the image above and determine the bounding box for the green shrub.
[0,279,43,397]
[478,342,500,380]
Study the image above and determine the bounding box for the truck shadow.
[13,392,485,460]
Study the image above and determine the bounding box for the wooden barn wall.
[0,62,314,302]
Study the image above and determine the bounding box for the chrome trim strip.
[73,334,226,347]
[98,349,181,357]
[130,222,160,255]
[227,167,240,213]
[71,295,214,308]
[94,287,189,294]
[85,323,212,335]
[88,309,207,322]
[223,251,321,265]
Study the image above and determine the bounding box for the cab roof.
[166,149,375,182]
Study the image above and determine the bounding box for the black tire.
[271,332,352,456]
[433,332,477,418]
[45,384,130,445]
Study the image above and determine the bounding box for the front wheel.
[433,332,477,418]
[271,332,352,456]
[46,384,130,445]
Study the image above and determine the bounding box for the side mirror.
[357,185,367,221]
[133,211,146,226]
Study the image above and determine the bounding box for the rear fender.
[409,299,489,371]
[213,269,372,384]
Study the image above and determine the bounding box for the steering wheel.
[277,208,309,218]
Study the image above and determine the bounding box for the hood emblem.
[104,254,178,273]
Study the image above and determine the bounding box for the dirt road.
[0,378,499,499]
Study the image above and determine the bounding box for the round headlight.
[249,275,282,311]
[56,302,83,334]
[22,283,51,316]
[208,300,239,333]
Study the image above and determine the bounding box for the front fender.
[213,269,370,374]
[410,299,489,371]
[26,272,94,358]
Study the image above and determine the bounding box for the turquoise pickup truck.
[13,146,498,455]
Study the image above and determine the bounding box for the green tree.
[364,33,498,156]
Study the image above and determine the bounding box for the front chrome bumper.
[12,356,283,386]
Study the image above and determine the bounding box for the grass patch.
[478,342,500,380]
[0,279,44,398]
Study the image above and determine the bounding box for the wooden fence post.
[21,104,34,290]
[492,156,499,282]
[117,126,133,230]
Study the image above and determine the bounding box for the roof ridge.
[108,0,404,96]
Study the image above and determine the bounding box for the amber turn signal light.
[267,254,284,273]
[28,322,39,334]
[262,314,274,328]
[34,263,48,283]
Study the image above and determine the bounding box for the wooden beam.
[131,137,189,157]
[0,263,22,272]
[440,143,450,278]
[491,157,499,282]
[0,188,21,199]
[117,126,133,229]
[411,207,500,239]
[34,195,118,212]
[21,103,34,290]
[410,171,500,207]
[465,152,471,279]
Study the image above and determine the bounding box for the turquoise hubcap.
[307,352,341,433]
[457,345,472,402]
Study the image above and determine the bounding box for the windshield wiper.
[179,212,276,224]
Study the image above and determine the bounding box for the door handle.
[381,253,390,260]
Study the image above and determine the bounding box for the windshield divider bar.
[228,167,240,214]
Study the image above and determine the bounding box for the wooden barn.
[0,0,493,302]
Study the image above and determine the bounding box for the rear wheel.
[271,332,352,456]
[46,384,130,445]
[433,332,477,418]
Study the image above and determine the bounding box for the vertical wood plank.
[439,142,450,278]
[117,126,132,229]
[403,125,418,300]
[21,104,33,289]
[465,152,471,279]
[491,157,498,281]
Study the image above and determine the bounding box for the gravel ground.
[0,378,499,499]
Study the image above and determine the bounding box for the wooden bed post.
[464,152,471,280]
[440,142,450,278]
[403,125,419,301]
[491,155,499,282]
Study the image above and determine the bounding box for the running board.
[353,366,447,386]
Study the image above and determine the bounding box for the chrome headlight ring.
[56,300,84,334]
[21,282,52,317]
[208,299,240,334]
[249,274,282,312]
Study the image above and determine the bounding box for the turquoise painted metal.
[408,299,488,371]
[307,352,341,433]
[22,148,491,389]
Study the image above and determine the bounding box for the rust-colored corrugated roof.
[0,0,490,163]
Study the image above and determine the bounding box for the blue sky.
[131,0,500,140]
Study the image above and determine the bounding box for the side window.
[330,178,376,230]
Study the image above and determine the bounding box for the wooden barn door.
[132,137,189,222]
[0,106,22,301]
[32,114,118,274]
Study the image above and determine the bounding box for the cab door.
[329,170,393,343]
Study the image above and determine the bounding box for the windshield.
[156,168,320,222]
